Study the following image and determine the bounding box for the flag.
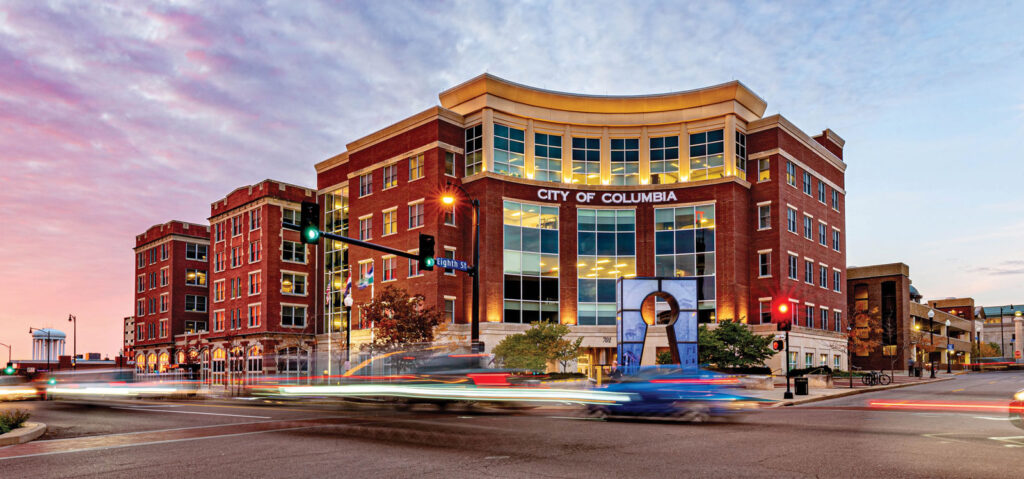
[343,274,352,297]
[357,265,374,289]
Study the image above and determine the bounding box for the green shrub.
[0,409,30,434]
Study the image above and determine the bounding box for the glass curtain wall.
[610,138,639,185]
[324,186,349,335]
[503,201,559,323]
[654,204,716,323]
[577,209,636,325]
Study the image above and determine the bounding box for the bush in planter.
[0,409,30,434]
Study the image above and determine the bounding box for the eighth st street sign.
[434,257,470,272]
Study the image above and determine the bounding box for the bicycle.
[860,370,892,386]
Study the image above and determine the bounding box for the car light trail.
[869,400,1024,413]
[270,384,633,404]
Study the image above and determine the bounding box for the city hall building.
[315,74,850,372]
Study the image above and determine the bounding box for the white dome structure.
[31,328,67,362]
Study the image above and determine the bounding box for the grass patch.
[0,409,30,434]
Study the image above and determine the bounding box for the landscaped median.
[0,409,47,446]
[769,376,957,407]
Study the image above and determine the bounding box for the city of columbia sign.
[536,188,678,205]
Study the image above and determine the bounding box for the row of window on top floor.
[466,124,746,186]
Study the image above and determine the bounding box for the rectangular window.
[819,265,827,288]
[444,205,455,226]
[359,216,372,240]
[137,252,145,268]
[610,138,639,185]
[818,182,826,203]
[758,252,771,277]
[805,353,814,368]
[214,252,225,272]
[649,136,679,184]
[382,209,397,235]
[803,216,812,239]
[281,273,306,296]
[383,256,396,281]
[149,272,157,289]
[408,249,421,277]
[759,300,771,323]
[444,152,455,177]
[444,298,455,323]
[758,204,770,230]
[804,260,813,284]
[408,202,424,229]
[230,246,242,268]
[212,311,224,331]
[137,275,145,292]
[185,269,206,286]
[819,223,827,246]
[735,131,747,174]
[214,281,225,302]
[358,173,373,197]
[248,305,261,328]
[282,240,306,263]
[282,306,306,327]
[249,209,261,230]
[160,295,168,312]
[161,268,168,286]
[137,326,144,340]
[786,161,796,186]
[821,308,829,330]
[444,248,456,276]
[149,249,157,264]
[805,305,814,327]
[534,132,563,183]
[654,204,716,323]
[787,207,797,233]
[832,190,839,210]
[788,254,798,280]
[282,209,300,227]
[832,229,841,252]
[757,158,770,182]
[465,124,483,176]
[231,216,242,236]
[689,129,725,181]
[834,311,841,332]
[160,320,167,338]
[504,201,560,324]
[833,270,841,292]
[249,240,261,263]
[185,243,207,261]
[215,223,224,242]
[408,154,424,180]
[571,137,601,185]
[803,171,812,195]
[579,207,637,325]
[185,295,207,312]
[493,124,525,178]
[160,244,168,261]
[249,271,261,296]
[383,164,397,189]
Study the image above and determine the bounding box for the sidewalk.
[739,371,965,407]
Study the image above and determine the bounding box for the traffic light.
[772,340,785,352]
[776,302,792,331]
[300,201,320,244]
[3,365,13,375]
[418,234,435,271]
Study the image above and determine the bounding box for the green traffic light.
[425,257,434,268]
[47,377,56,385]
[3,366,13,375]
[302,226,320,244]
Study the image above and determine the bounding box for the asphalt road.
[1,371,1022,478]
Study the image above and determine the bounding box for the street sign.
[947,343,954,351]
[434,257,470,272]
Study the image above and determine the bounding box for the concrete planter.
[740,375,774,390]
[0,422,47,446]
[804,374,833,389]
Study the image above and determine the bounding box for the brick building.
[314,74,851,373]
[194,180,320,382]
[123,316,134,359]
[132,221,210,372]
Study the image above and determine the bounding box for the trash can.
[915,366,922,377]
[794,377,809,396]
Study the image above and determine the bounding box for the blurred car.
[0,375,37,401]
[1011,388,1024,430]
[44,369,201,401]
[586,366,770,422]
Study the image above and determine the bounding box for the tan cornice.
[439,73,768,117]
[747,115,846,172]
[462,171,751,191]
[316,151,348,174]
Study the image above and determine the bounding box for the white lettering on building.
[537,188,677,205]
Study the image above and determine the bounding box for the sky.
[1,0,1022,360]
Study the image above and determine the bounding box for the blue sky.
[1,0,1022,357]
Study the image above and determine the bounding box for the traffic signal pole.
[784,329,794,400]
[284,224,421,262]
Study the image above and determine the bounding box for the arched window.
[158,352,169,372]
[229,347,244,373]
[212,348,225,373]
[147,353,158,372]
[247,345,263,373]
[135,353,145,372]
[176,351,186,364]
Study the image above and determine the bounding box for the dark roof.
[981,305,1024,318]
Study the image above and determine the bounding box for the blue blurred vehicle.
[587,366,769,422]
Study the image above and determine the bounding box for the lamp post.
[928,309,936,378]
[945,319,952,374]
[344,294,353,371]
[1015,310,1023,363]
[442,183,481,352]
[68,314,77,370]
[846,326,853,389]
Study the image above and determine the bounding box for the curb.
[770,377,956,408]
[0,422,47,446]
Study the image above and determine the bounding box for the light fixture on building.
[282,278,293,293]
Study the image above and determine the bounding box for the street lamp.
[68,314,77,370]
[442,182,481,352]
[945,319,952,374]
[928,309,936,378]
[344,294,354,371]
[846,326,853,389]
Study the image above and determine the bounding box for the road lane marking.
[111,407,270,419]
[952,388,965,392]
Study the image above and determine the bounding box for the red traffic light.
[772,340,785,352]
[778,303,789,314]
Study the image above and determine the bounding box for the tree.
[697,321,775,368]
[656,350,674,365]
[972,341,1001,357]
[363,286,444,349]
[492,321,583,372]
[849,306,884,357]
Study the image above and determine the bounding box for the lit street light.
[442,183,481,352]
[928,309,936,378]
